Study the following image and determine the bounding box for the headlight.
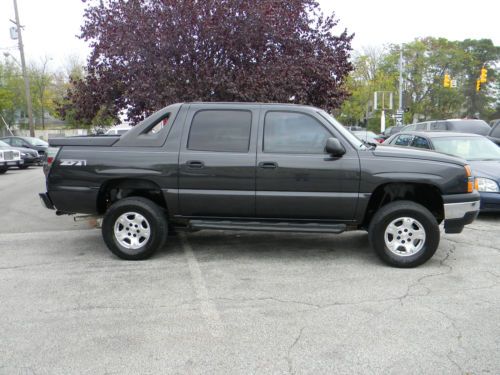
[21,152,27,156]
[475,177,499,192]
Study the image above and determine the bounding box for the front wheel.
[368,201,440,268]
[19,165,29,170]
[102,197,168,260]
[0,167,7,174]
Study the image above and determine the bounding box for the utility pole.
[12,0,35,137]
[396,43,404,127]
[398,44,403,111]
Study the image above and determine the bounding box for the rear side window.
[188,110,252,152]
[394,134,413,146]
[264,111,331,154]
[411,136,430,149]
[430,121,447,130]
[415,123,427,131]
[491,124,500,137]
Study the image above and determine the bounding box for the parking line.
[179,233,223,338]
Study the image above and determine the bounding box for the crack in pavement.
[286,326,305,375]
[427,306,465,374]
[396,243,455,306]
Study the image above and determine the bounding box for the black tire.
[0,167,7,174]
[368,200,440,268]
[19,165,29,170]
[102,197,168,260]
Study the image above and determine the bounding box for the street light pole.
[398,43,403,112]
[12,0,35,137]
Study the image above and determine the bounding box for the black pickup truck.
[40,103,480,267]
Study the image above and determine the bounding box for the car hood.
[373,145,465,166]
[6,146,38,156]
[468,160,500,182]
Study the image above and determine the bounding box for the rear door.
[255,108,360,220]
[178,104,258,217]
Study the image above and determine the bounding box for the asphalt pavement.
[1,167,499,374]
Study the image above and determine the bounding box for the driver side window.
[263,111,331,154]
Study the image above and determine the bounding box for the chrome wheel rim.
[384,217,426,257]
[114,212,151,250]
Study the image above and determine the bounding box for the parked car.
[0,136,48,164]
[0,144,23,174]
[0,140,40,168]
[39,102,480,267]
[378,125,404,141]
[401,119,491,136]
[385,131,500,212]
[351,130,384,143]
[487,120,500,146]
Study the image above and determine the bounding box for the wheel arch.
[97,178,167,214]
[362,182,444,228]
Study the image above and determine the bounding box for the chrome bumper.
[444,200,480,219]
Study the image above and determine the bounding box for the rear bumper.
[39,192,55,210]
[443,192,480,233]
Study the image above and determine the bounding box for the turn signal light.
[465,165,473,193]
[474,178,479,191]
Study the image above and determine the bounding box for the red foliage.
[67,0,353,123]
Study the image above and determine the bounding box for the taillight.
[464,165,474,193]
[46,147,59,167]
[44,147,59,176]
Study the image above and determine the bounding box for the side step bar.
[189,220,346,234]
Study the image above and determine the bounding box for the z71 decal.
[60,159,87,166]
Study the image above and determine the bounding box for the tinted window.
[447,120,491,136]
[411,136,430,149]
[264,112,331,153]
[394,134,413,146]
[430,121,447,130]
[11,138,26,147]
[188,110,252,152]
[491,124,500,138]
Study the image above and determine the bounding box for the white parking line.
[179,233,223,338]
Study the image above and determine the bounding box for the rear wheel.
[0,167,7,174]
[368,201,440,268]
[102,197,168,260]
[19,165,29,169]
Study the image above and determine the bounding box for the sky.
[0,0,499,71]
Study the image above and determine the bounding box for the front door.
[178,104,258,217]
[256,109,359,220]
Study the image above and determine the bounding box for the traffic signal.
[476,79,481,92]
[480,67,487,83]
[443,74,451,88]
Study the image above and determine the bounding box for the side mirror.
[325,137,345,157]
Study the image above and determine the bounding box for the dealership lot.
[1,168,499,374]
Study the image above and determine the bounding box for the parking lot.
[1,167,499,374]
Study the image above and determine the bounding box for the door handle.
[186,160,204,168]
[258,161,278,169]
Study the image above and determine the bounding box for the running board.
[189,220,346,234]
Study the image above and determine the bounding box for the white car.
[0,148,23,174]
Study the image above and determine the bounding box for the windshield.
[432,136,500,161]
[27,137,48,147]
[0,140,10,148]
[317,110,364,149]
